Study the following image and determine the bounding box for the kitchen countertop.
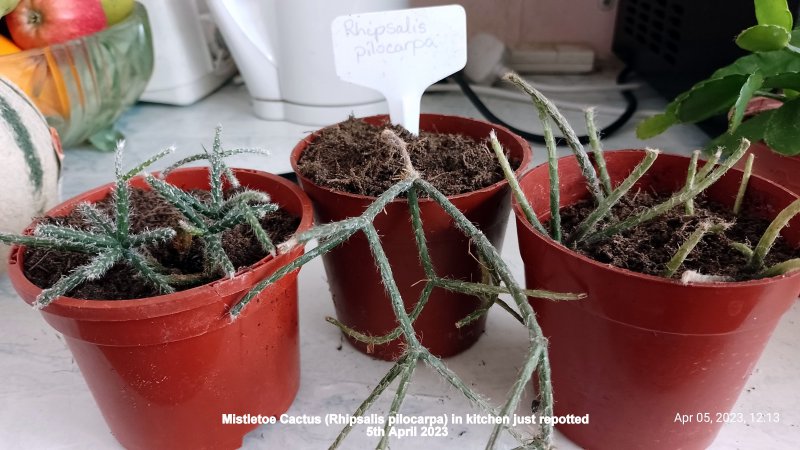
[1,74,797,449]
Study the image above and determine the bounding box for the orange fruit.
[0,35,21,56]
[0,38,70,119]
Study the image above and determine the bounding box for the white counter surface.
[1,75,797,449]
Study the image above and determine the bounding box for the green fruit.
[101,0,135,25]
[0,0,21,17]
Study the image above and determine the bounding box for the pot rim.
[289,113,532,203]
[513,149,800,289]
[7,167,314,317]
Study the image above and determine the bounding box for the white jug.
[207,0,409,125]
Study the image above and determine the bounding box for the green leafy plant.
[504,72,800,280]
[229,129,584,449]
[637,0,800,156]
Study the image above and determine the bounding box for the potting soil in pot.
[23,187,300,300]
[560,191,798,280]
[296,116,518,196]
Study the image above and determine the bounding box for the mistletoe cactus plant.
[145,126,275,278]
[0,128,280,306]
[494,71,800,450]
[229,129,584,450]
[637,0,800,157]
[505,73,800,279]
[4,126,314,450]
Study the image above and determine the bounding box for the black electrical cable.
[450,67,638,145]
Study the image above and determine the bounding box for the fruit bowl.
[0,2,153,150]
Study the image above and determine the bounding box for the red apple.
[6,0,107,50]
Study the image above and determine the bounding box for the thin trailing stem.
[114,151,132,245]
[209,203,277,234]
[76,202,115,234]
[455,300,522,328]
[748,198,800,271]
[489,131,548,236]
[120,145,176,183]
[662,222,730,278]
[145,174,208,225]
[244,209,276,255]
[0,232,91,253]
[504,72,605,204]
[377,355,418,450]
[324,281,435,348]
[569,149,659,244]
[758,258,800,278]
[486,342,546,449]
[434,278,525,326]
[536,106,562,241]
[419,351,533,447]
[684,150,699,215]
[694,148,722,181]
[363,224,420,345]
[230,229,356,318]
[123,249,175,292]
[328,356,409,450]
[223,190,271,210]
[205,234,235,277]
[415,178,553,447]
[730,242,754,259]
[34,250,120,309]
[289,217,367,246]
[33,225,113,247]
[208,130,225,207]
[432,277,584,301]
[161,148,270,179]
[407,186,435,278]
[585,107,612,195]
[584,139,750,245]
[419,352,498,414]
[733,153,754,215]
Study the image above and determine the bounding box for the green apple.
[0,0,21,18]
[100,0,135,25]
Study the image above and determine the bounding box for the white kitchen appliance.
[207,0,408,125]
[139,0,238,105]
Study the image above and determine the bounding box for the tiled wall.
[411,0,620,58]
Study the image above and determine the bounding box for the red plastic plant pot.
[514,150,800,450]
[291,114,531,361]
[7,168,313,450]
[737,97,800,195]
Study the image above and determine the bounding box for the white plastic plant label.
[331,5,467,135]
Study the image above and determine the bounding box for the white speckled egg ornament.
[0,77,62,271]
